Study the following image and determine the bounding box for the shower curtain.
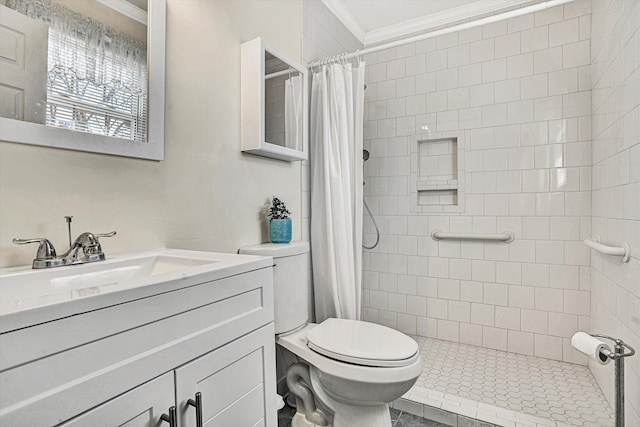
[310,61,366,322]
[285,75,302,150]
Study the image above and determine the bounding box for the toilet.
[239,241,422,427]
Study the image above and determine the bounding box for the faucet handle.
[73,231,115,256]
[94,231,117,239]
[12,238,57,259]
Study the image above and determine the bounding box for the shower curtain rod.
[265,67,299,80]
[308,0,575,69]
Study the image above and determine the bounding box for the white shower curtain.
[310,61,366,322]
[285,75,302,150]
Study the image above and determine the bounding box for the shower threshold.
[393,336,614,427]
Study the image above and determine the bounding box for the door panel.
[175,324,277,427]
[199,349,263,417]
[0,5,47,123]
[57,372,174,427]
[206,384,264,427]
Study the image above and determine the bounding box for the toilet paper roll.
[571,332,611,365]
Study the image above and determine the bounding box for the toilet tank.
[239,241,310,335]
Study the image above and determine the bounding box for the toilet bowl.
[239,242,422,427]
[279,320,422,427]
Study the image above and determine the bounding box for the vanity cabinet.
[59,325,274,427]
[0,262,277,427]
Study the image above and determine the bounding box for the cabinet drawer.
[1,267,273,371]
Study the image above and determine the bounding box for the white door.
[175,324,278,427]
[58,372,176,427]
[0,5,48,123]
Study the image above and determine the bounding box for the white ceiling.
[321,0,545,45]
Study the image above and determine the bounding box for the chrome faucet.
[13,217,116,269]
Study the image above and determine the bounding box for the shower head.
[363,149,370,161]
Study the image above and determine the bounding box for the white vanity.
[0,249,277,426]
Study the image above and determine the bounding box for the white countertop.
[0,248,272,333]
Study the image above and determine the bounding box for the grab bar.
[584,237,631,263]
[431,231,514,243]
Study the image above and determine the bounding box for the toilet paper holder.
[590,334,635,427]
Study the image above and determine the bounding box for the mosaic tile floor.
[278,405,451,427]
[278,404,453,427]
[405,337,614,427]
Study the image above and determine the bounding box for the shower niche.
[411,131,465,213]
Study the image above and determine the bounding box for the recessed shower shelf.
[412,136,461,209]
[417,180,458,191]
[411,132,465,213]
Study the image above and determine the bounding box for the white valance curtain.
[310,61,366,322]
[9,0,147,91]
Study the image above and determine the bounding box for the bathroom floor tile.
[391,407,403,423]
[406,337,614,427]
[279,405,445,427]
[278,405,449,427]
[394,411,452,427]
[278,404,297,427]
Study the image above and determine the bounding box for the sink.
[1,254,218,314]
[0,249,272,331]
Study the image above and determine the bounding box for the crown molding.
[320,0,545,47]
[365,0,540,45]
[320,0,366,44]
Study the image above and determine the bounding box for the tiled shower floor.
[401,337,614,427]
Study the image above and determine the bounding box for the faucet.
[13,217,116,269]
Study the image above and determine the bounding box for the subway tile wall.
[589,0,640,423]
[361,0,594,365]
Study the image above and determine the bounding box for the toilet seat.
[306,318,419,368]
[278,323,422,385]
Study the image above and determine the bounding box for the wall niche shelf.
[411,131,465,214]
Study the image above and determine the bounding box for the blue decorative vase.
[270,219,292,243]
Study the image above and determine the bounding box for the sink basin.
[0,249,272,331]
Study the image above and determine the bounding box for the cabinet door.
[175,324,277,427]
[57,372,175,427]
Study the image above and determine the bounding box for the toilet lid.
[306,318,419,368]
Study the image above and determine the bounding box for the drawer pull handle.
[187,392,203,427]
[160,406,177,427]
